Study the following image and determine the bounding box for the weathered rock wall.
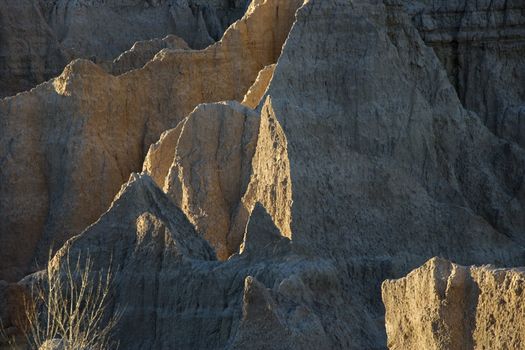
[0,0,251,98]
[404,0,525,147]
[2,0,524,349]
[382,258,525,350]
[0,0,302,281]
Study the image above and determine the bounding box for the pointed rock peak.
[242,64,276,109]
[112,172,159,204]
[240,203,286,255]
[52,59,109,96]
[241,276,278,320]
[192,100,259,118]
[92,172,216,261]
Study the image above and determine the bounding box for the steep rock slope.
[382,258,525,350]
[103,34,190,75]
[144,101,260,260]
[3,0,525,348]
[404,0,525,147]
[34,174,337,349]
[33,0,525,348]
[241,0,525,347]
[0,0,303,281]
[0,0,69,99]
[0,0,250,98]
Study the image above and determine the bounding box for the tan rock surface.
[382,257,525,350]
[0,0,251,98]
[0,0,303,281]
[161,102,259,259]
[104,34,190,75]
[241,64,276,109]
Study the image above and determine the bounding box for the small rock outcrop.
[241,64,276,109]
[382,258,525,350]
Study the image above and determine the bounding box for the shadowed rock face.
[383,258,525,350]
[34,174,339,350]
[0,0,251,98]
[241,0,525,347]
[403,0,525,147]
[0,0,303,281]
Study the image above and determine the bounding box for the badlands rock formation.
[32,173,335,349]
[0,0,302,282]
[104,35,190,75]
[383,258,525,349]
[1,0,524,349]
[144,101,260,259]
[404,0,525,147]
[0,0,250,98]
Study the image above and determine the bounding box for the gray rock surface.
[0,0,250,98]
[37,173,338,349]
[404,0,525,147]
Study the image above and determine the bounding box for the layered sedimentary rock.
[0,0,250,97]
[404,0,525,147]
[237,0,525,347]
[28,0,525,348]
[382,258,525,350]
[0,0,69,98]
[144,101,260,259]
[0,0,303,281]
[104,35,190,75]
[32,173,338,349]
[3,0,525,348]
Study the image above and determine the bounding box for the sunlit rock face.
[0,0,251,98]
[1,0,525,349]
[0,0,302,282]
[383,258,525,350]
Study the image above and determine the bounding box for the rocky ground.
[0,0,524,349]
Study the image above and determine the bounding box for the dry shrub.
[21,249,121,350]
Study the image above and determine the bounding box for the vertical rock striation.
[404,0,525,147]
[382,258,525,350]
[0,0,303,281]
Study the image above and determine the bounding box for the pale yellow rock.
[242,64,276,109]
[382,257,525,350]
[142,123,185,189]
[106,35,190,75]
